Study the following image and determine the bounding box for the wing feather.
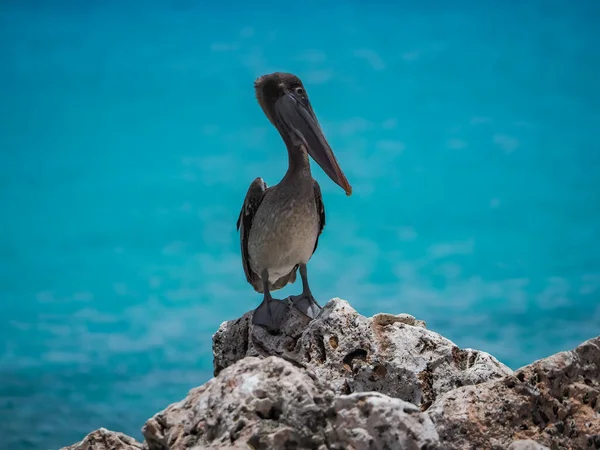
[237,177,268,287]
[312,180,326,255]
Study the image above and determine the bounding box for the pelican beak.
[273,92,352,196]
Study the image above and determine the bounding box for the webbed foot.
[289,293,322,320]
[252,296,290,332]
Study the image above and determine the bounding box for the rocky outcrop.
[142,356,441,450]
[428,335,600,449]
[507,441,550,450]
[213,298,512,409]
[62,428,144,450]
[62,298,600,450]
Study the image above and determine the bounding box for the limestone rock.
[213,298,512,408]
[428,336,600,450]
[332,392,440,450]
[60,296,600,450]
[507,440,550,450]
[61,428,144,450]
[142,356,441,450]
[372,312,426,328]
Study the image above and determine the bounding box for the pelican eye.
[294,87,305,95]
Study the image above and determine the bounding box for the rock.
[332,392,440,450]
[372,312,426,328]
[212,311,259,372]
[428,336,600,450]
[60,297,600,450]
[507,440,550,450]
[213,298,512,409]
[142,356,441,450]
[61,428,144,450]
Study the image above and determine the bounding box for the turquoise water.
[1,1,599,448]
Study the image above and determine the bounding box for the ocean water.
[1,0,599,448]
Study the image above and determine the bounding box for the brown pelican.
[236,72,352,332]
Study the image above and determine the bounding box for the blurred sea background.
[1,0,599,448]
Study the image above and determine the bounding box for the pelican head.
[254,72,352,196]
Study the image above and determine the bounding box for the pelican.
[236,72,352,332]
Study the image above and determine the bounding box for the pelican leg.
[288,264,322,319]
[252,269,289,332]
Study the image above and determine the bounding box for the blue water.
[1,1,599,448]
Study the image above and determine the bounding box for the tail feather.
[251,265,299,294]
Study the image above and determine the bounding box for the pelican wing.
[312,179,326,255]
[236,177,268,286]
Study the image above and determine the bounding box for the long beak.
[274,93,352,196]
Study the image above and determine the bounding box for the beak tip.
[345,186,353,196]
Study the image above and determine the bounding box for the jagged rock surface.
[507,440,551,450]
[213,298,512,409]
[428,336,600,450]
[61,428,144,450]
[61,298,600,450]
[142,356,441,450]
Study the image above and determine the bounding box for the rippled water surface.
[1,1,599,448]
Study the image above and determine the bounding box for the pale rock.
[61,428,144,450]
[142,356,441,450]
[372,312,426,328]
[61,297,600,450]
[213,298,512,408]
[507,440,550,450]
[332,392,440,450]
[428,336,600,450]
